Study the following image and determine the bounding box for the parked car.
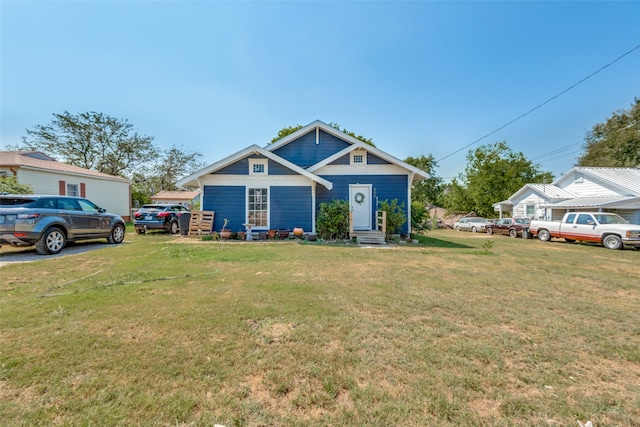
[486,218,531,238]
[0,194,126,255]
[133,204,190,234]
[453,217,492,233]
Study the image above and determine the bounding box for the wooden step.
[352,230,386,245]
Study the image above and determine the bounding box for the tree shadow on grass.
[414,234,475,249]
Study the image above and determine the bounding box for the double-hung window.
[66,183,79,197]
[248,188,268,227]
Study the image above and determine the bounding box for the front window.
[248,188,268,227]
[526,205,535,217]
[67,183,79,196]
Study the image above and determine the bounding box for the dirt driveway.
[0,241,116,267]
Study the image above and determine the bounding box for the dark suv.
[133,204,189,234]
[0,194,126,255]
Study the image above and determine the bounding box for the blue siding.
[316,175,409,233]
[270,186,313,231]
[203,185,313,232]
[202,186,246,231]
[269,160,297,175]
[273,130,350,168]
[367,153,391,165]
[329,154,350,166]
[217,158,249,175]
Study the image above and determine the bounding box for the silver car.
[453,217,492,233]
[0,194,125,255]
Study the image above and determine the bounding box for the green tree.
[444,141,553,217]
[577,98,640,167]
[130,145,205,207]
[19,111,157,177]
[404,154,443,205]
[0,176,34,194]
[270,122,375,146]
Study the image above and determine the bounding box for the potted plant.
[220,219,232,240]
[267,229,277,239]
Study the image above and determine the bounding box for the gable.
[271,129,350,168]
[554,167,640,197]
[216,154,297,175]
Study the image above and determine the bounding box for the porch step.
[352,230,386,245]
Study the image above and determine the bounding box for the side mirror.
[98,207,106,213]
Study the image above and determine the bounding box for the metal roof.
[543,196,639,208]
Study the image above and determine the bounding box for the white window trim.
[67,183,79,197]
[246,186,269,229]
[249,158,268,175]
[350,150,367,166]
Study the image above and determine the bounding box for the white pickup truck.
[529,212,640,250]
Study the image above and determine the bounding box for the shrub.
[316,199,349,240]
[378,199,406,238]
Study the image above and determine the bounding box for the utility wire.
[436,43,640,163]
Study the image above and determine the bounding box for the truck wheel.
[108,224,126,244]
[35,227,66,255]
[486,227,493,235]
[602,234,623,250]
[564,238,575,243]
[509,229,518,238]
[169,220,179,234]
[537,229,551,242]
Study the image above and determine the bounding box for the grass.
[0,229,638,426]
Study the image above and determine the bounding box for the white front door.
[350,184,372,230]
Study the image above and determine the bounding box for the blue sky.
[1,0,639,182]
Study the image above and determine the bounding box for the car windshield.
[593,214,628,225]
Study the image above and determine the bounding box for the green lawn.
[1,230,638,426]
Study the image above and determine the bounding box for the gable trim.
[177,144,333,190]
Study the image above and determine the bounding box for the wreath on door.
[354,192,365,205]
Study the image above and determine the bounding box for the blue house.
[177,121,430,235]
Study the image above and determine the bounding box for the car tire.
[471,226,477,233]
[602,234,623,250]
[455,226,460,231]
[486,227,493,235]
[537,229,551,242]
[108,223,126,244]
[35,227,66,255]
[509,229,518,238]
[169,220,179,234]
[564,238,575,243]
[135,228,146,234]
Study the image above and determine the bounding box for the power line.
[436,43,640,163]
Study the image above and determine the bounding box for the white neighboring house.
[494,167,640,224]
[0,151,132,220]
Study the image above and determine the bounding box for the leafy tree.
[129,145,205,207]
[443,141,553,217]
[0,176,34,194]
[577,98,640,167]
[270,122,375,146]
[404,154,443,205]
[19,111,157,177]
[316,199,350,240]
[410,200,430,234]
[270,125,304,144]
